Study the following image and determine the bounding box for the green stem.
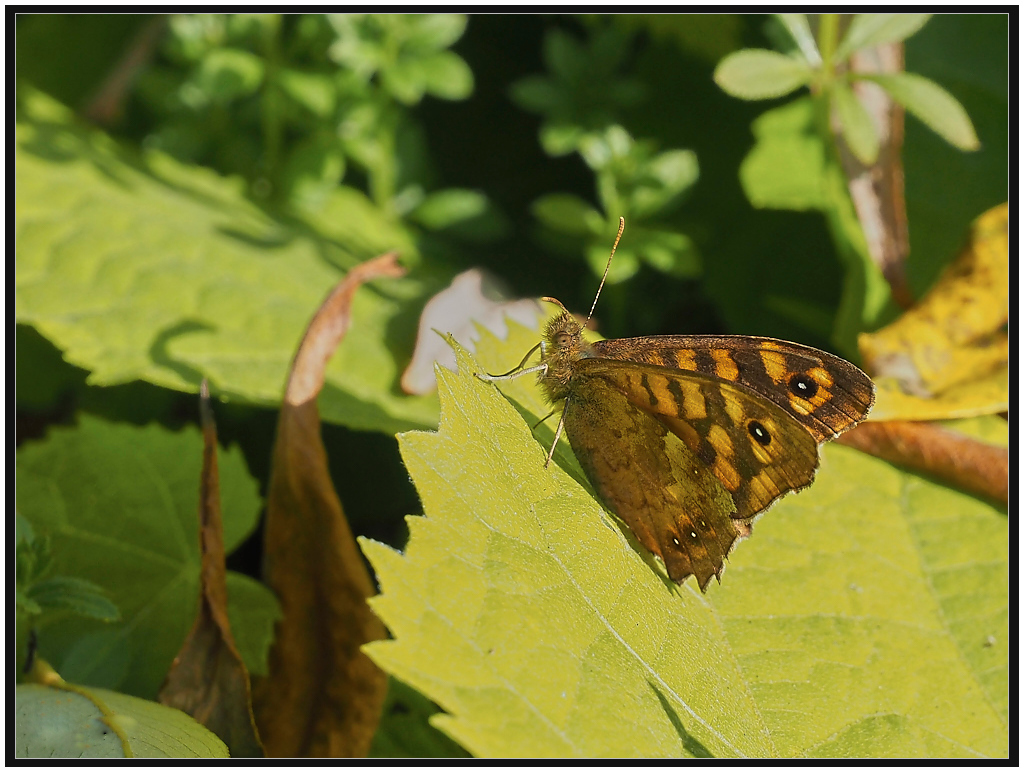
[817,13,840,83]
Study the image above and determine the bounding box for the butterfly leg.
[474,342,544,381]
[544,409,566,469]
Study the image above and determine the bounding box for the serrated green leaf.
[15,88,439,434]
[15,415,279,699]
[360,319,1007,758]
[16,683,229,758]
[27,576,120,622]
[832,82,880,165]
[835,14,932,61]
[862,72,980,152]
[714,49,813,101]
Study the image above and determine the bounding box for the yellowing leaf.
[859,202,1008,403]
[359,318,1007,758]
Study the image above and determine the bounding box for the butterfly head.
[538,298,592,401]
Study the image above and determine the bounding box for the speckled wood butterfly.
[478,219,875,591]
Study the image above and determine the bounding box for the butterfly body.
[535,309,875,591]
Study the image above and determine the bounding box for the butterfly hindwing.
[561,374,746,590]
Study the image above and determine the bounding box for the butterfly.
[478,219,875,591]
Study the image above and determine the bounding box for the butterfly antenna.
[585,217,625,327]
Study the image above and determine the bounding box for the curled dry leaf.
[158,381,264,758]
[252,253,402,757]
[833,42,913,309]
[401,268,541,395]
[859,203,1008,399]
[837,420,1008,506]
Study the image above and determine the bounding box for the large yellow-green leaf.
[15,415,279,700]
[15,87,438,435]
[360,317,1008,758]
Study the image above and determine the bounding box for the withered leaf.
[252,253,401,757]
[158,381,264,758]
[401,268,540,395]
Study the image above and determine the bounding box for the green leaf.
[16,683,229,758]
[27,576,121,622]
[632,228,700,278]
[276,67,337,118]
[862,72,981,152]
[360,323,1007,758]
[832,82,880,164]
[586,243,639,284]
[370,678,471,758]
[405,14,467,52]
[531,194,602,236]
[193,47,265,104]
[538,123,586,156]
[279,135,346,213]
[411,188,489,229]
[382,57,427,104]
[714,49,813,101]
[739,98,827,210]
[775,14,821,66]
[15,415,279,699]
[508,75,563,114]
[15,88,438,435]
[630,149,699,218]
[17,589,43,615]
[419,51,474,101]
[835,14,932,61]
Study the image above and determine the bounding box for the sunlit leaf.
[832,81,880,165]
[360,322,1007,757]
[714,49,813,101]
[862,72,980,151]
[835,14,932,61]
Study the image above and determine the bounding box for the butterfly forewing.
[590,336,875,443]
[576,357,821,518]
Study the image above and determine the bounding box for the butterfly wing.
[590,335,875,442]
[574,357,822,520]
[561,373,746,590]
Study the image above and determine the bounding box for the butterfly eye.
[788,373,819,399]
[748,420,772,446]
[556,333,571,347]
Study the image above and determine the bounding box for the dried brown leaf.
[158,381,264,758]
[252,253,402,757]
[401,268,540,395]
